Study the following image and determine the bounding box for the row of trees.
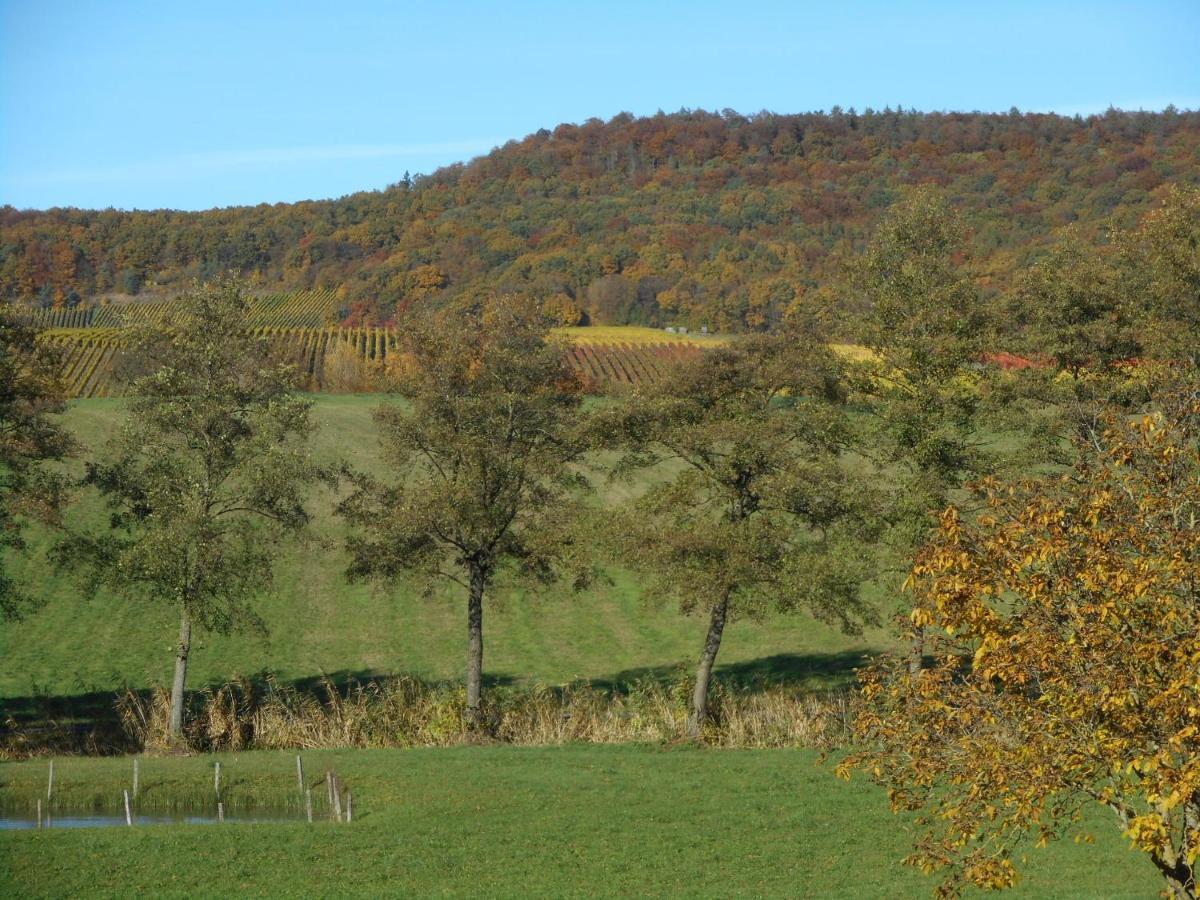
[2,183,1199,895]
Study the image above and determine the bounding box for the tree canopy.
[57,279,325,738]
[606,327,879,733]
[840,377,1200,898]
[340,295,592,725]
[0,310,73,618]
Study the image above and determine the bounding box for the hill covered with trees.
[2,107,1198,333]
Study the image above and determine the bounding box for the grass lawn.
[0,746,1160,898]
[1,395,897,722]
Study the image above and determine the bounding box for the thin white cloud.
[4,139,502,186]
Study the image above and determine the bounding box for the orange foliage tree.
[840,379,1200,898]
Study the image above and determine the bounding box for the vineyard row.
[11,289,345,330]
[39,328,702,398]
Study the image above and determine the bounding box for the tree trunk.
[1151,835,1196,899]
[908,627,924,678]
[688,592,730,739]
[1155,861,1195,900]
[465,564,485,730]
[169,612,192,740]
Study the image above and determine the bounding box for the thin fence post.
[47,760,54,802]
[305,788,313,823]
[332,774,342,821]
[123,790,133,826]
[132,758,139,799]
[296,755,304,795]
[326,770,333,807]
[218,802,225,823]
[36,799,42,829]
[345,792,352,824]
[214,761,221,801]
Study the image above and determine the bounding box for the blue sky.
[2,0,1198,211]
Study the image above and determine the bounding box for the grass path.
[0,747,1159,898]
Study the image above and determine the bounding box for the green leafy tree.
[0,311,74,618]
[339,296,591,727]
[1014,233,1140,377]
[1122,183,1200,367]
[607,330,879,736]
[1004,233,1147,449]
[849,187,1015,670]
[58,280,325,739]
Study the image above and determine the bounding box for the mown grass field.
[0,396,1163,898]
[0,747,1160,898]
[0,395,896,717]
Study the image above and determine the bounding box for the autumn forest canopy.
[3,107,1199,334]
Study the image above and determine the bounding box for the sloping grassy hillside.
[0,396,897,713]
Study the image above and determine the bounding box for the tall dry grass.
[110,673,854,755]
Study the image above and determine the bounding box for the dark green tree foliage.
[58,280,324,738]
[1123,184,1200,366]
[1005,232,1149,446]
[339,296,591,726]
[852,187,995,550]
[999,188,1199,452]
[0,311,73,617]
[1014,234,1140,376]
[848,188,1035,674]
[607,330,878,735]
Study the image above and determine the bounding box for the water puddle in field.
[0,807,307,830]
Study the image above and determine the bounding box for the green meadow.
[3,396,1158,898]
[0,747,1160,898]
[0,395,894,715]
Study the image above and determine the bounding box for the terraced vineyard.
[568,341,702,389]
[17,289,344,330]
[35,327,698,397]
[245,289,343,327]
[16,306,98,328]
[40,328,124,398]
[551,325,728,346]
[9,292,711,395]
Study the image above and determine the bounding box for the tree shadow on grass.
[496,650,875,697]
[0,652,875,753]
[0,668,519,732]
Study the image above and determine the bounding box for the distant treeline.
[3,107,1198,333]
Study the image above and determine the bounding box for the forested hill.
[3,108,1199,332]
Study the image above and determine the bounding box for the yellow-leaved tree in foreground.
[840,376,1200,899]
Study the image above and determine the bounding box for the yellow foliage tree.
[541,292,583,327]
[840,379,1200,898]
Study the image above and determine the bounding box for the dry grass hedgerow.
[109,673,854,754]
